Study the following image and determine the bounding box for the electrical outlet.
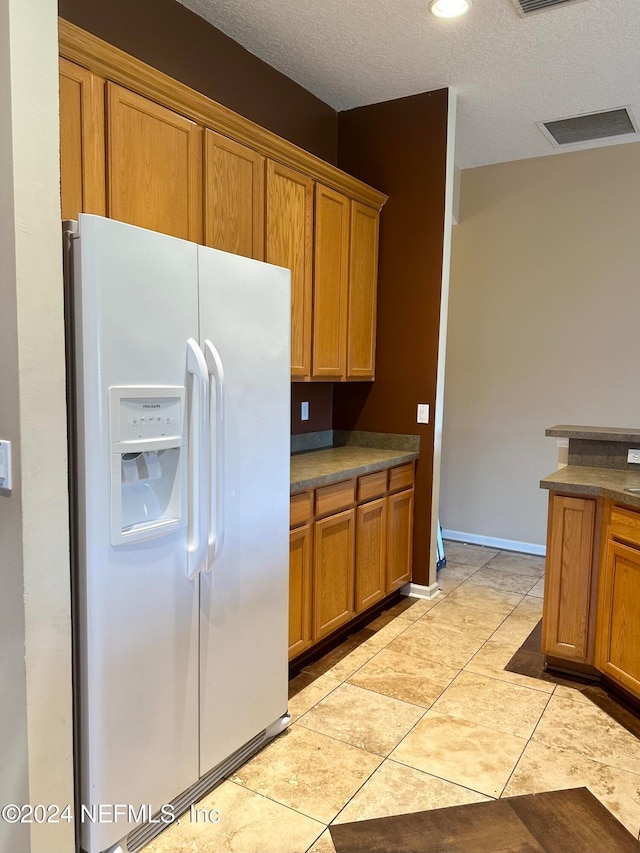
[301,401,309,422]
[417,403,430,424]
[628,449,640,464]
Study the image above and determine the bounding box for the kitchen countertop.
[546,425,640,443]
[291,446,419,493]
[540,465,640,509]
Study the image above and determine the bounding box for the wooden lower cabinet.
[355,498,387,613]
[387,488,414,592]
[541,494,596,663]
[596,539,640,696]
[288,524,313,661]
[313,509,356,641]
[289,462,415,661]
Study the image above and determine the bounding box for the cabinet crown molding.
[58,18,388,211]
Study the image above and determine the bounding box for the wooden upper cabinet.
[347,202,380,379]
[204,130,265,260]
[542,494,596,663]
[59,58,106,220]
[266,161,313,378]
[312,184,349,378]
[106,83,202,242]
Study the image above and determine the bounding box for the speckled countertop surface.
[546,425,640,442]
[540,465,640,509]
[291,446,419,493]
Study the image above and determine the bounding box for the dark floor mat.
[330,788,640,853]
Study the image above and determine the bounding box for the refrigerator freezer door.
[197,246,291,773]
[72,215,201,853]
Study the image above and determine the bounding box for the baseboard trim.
[402,582,441,600]
[441,529,546,557]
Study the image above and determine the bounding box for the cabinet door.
[312,184,349,378]
[266,161,313,378]
[314,509,355,640]
[204,130,264,260]
[596,540,640,695]
[107,83,202,241]
[542,495,596,663]
[356,498,387,613]
[347,201,379,379]
[59,58,106,220]
[289,524,313,661]
[387,488,413,592]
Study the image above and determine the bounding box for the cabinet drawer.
[357,470,387,502]
[388,463,414,493]
[290,491,313,528]
[610,506,640,548]
[315,479,355,518]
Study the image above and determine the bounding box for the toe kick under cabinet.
[288,463,415,661]
[542,491,640,699]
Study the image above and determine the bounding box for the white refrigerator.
[66,214,291,853]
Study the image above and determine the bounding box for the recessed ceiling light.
[429,0,472,18]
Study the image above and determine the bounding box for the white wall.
[0,2,75,851]
[441,142,640,550]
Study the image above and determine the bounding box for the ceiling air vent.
[511,0,587,16]
[538,107,639,148]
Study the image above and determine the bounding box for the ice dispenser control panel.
[114,395,183,443]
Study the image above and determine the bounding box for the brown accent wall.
[58,0,338,164]
[291,383,333,434]
[334,89,449,586]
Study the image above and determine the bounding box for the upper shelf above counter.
[541,423,640,509]
[546,425,640,442]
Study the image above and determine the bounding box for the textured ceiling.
[177,0,640,169]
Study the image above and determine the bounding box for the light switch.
[0,440,12,491]
[301,401,309,422]
[417,404,430,424]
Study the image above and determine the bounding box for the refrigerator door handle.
[186,338,209,580]
[204,340,225,569]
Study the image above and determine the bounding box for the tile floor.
[143,542,640,853]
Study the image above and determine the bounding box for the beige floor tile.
[230,725,381,824]
[388,620,486,669]
[365,618,414,648]
[306,829,336,853]
[322,641,382,682]
[447,582,524,616]
[464,567,540,596]
[552,683,592,704]
[348,647,458,708]
[333,759,490,825]
[397,596,443,620]
[532,693,640,774]
[528,576,545,598]
[503,740,640,838]
[442,541,499,567]
[432,670,550,738]
[424,598,508,638]
[391,710,527,798]
[436,565,480,594]
[288,674,342,722]
[142,779,324,853]
[465,639,554,693]
[489,600,543,647]
[297,682,425,756]
[484,551,546,577]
